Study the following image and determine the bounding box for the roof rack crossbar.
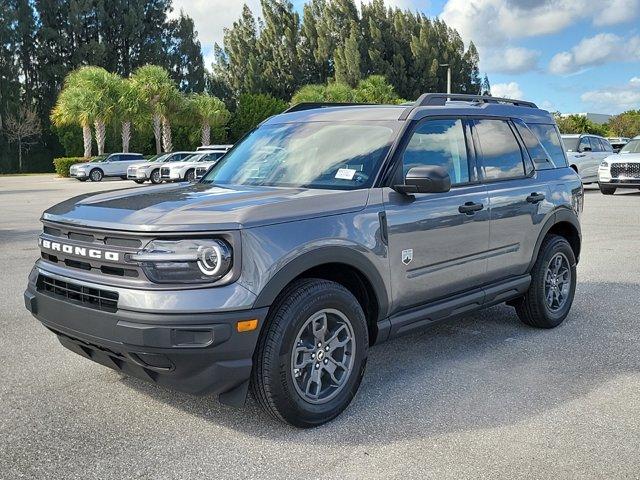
[398,93,537,120]
[283,102,376,113]
[416,93,537,108]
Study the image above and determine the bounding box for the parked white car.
[561,134,614,183]
[607,137,630,153]
[160,151,227,182]
[598,137,640,194]
[126,152,193,184]
[70,153,144,182]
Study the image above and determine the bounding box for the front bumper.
[24,268,268,405]
[127,169,148,180]
[70,170,88,178]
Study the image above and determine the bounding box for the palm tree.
[116,77,143,153]
[188,93,230,146]
[51,70,95,158]
[51,67,119,157]
[130,65,180,154]
[78,67,120,155]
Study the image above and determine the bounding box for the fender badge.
[401,249,413,265]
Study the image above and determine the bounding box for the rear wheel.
[134,180,145,184]
[77,178,87,182]
[89,168,103,182]
[600,185,616,195]
[150,169,162,184]
[185,169,196,182]
[251,279,368,428]
[515,235,576,329]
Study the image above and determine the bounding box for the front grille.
[37,274,119,312]
[39,222,147,281]
[611,163,640,178]
[161,167,170,178]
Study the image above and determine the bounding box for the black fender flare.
[252,246,390,321]
[527,207,581,271]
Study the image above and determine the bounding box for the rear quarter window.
[526,123,568,168]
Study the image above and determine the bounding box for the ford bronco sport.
[24,94,583,428]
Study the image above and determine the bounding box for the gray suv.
[24,94,583,427]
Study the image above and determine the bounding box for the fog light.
[236,319,258,332]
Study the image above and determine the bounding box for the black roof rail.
[283,102,377,113]
[399,93,537,120]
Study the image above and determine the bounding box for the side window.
[527,123,567,168]
[591,137,603,152]
[578,137,591,152]
[474,119,525,180]
[109,155,120,162]
[402,118,470,185]
[602,138,613,152]
[513,120,545,172]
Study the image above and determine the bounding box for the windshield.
[561,136,579,152]
[201,122,398,190]
[619,139,640,153]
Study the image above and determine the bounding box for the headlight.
[131,239,232,284]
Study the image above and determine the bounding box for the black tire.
[134,180,145,184]
[89,168,103,182]
[77,178,87,182]
[185,169,196,182]
[515,234,576,329]
[600,185,616,195]
[150,169,162,184]
[251,278,369,428]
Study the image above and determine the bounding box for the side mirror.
[581,146,592,152]
[394,166,451,194]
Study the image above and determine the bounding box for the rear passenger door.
[473,118,552,280]
[383,117,491,312]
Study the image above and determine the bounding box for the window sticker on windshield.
[335,168,357,180]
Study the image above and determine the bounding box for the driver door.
[383,117,491,314]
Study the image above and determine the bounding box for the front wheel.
[251,279,369,428]
[89,168,103,182]
[149,169,162,184]
[599,185,616,195]
[77,178,87,182]
[185,169,196,182]
[515,235,576,328]
[134,180,145,184]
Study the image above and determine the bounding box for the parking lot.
[1,174,639,479]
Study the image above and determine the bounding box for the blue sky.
[174,0,640,114]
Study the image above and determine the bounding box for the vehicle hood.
[164,161,192,169]
[71,162,101,169]
[129,162,157,170]
[606,152,640,163]
[42,183,370,232]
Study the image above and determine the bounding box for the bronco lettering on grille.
[39,237,120,262]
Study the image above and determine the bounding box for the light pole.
[440,63,451,94]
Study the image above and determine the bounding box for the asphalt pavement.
[1,175,638,479]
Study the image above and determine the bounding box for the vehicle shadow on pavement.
[118,280,639,441]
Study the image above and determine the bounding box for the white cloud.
[171,0,262,46]
[581,77,640,112]
[594,0,640,25]
[441,0,640,48]
[491,81,523,99]
[486,47,540,73]
[549,33,640,75]
[440,0,640,75]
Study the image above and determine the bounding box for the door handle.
[458,201,484,214]
[526,192,546,204]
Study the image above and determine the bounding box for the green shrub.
[53,157,92,177]
[230,93,287,141]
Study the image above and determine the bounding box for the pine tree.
[166,12,206,93]
[334,22,362,87]
[481,74,491,96]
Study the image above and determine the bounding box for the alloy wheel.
[544,252,571,312]
[290,308,355,404]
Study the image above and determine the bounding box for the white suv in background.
[598,136,640,195]
[561,134,614,183]
[127,152,193,184]
[196,144,233,152]
[162,150,227,182]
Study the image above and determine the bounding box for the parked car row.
[70,146,232,183]
[560,133,640,195]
